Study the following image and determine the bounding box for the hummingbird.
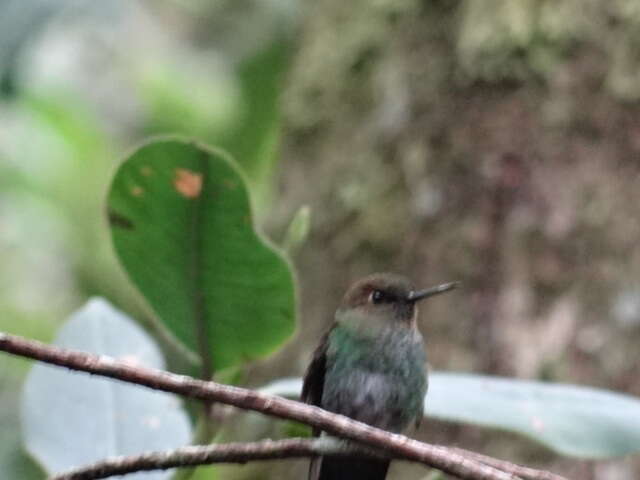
[302,272,458,480]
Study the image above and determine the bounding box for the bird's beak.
[407,281,459,302]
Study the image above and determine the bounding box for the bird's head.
[337,272,458,327]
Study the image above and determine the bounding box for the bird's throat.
[335,308,417,339]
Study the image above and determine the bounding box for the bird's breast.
[322,326,428,432]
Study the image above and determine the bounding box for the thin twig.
[50,437,379,480]
[0,332,567,480]
[51,439,568,480]
[450,448,567,480]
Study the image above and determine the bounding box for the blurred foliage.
[1,1,297,479]
[282,204,311,255]
[138,33,291,207]
[218,37,290,206]
[0,0,63,95]
[2,0,640,479]
[0,358,43,480]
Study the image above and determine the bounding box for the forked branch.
[0,332,567,480]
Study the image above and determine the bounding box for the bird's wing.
[302,326,333,480]
[301,325,332,435]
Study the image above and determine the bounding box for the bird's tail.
[309,457,390,480]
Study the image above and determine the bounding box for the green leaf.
[259,373,640,458]
[21,298,192,478]
[216,37,291,207]
[426,372,640,458]
[187,465,219,480]
[138,62,240,141]
[422,471,447,480]
[108,138,296,372]
[279,420,312,439]
[282,205,311,255]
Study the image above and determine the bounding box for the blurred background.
[1,0,640,479]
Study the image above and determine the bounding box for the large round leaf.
[107,139,295,371]
[21,299,192,479]
[261,373,640,458]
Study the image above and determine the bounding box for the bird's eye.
[370,290,386,304]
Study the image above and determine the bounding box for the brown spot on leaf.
[140,166,154,176]
[130,185,144,197]
[108,210,135,230]
[223,178,238,190]
[174,168,203,198]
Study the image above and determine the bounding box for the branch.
[51,437,379,480]
[0,332,567,480]
[50,437,566,480]
[450,448,566,480]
